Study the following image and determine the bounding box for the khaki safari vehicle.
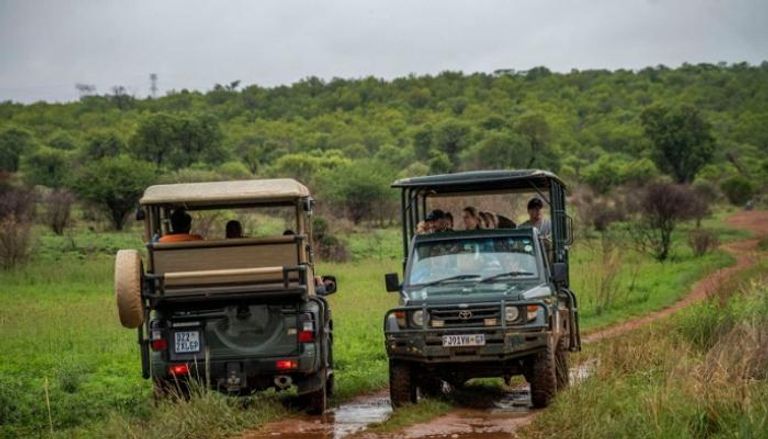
[114,179,338,414]
[383,170,581,409]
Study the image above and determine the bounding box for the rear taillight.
[151,339,168,351]
[276,359,298,370]
[298,313,315,343]
[169,364,189,376]
[150,320,167,351]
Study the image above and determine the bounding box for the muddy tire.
[302,372,328,415]
[115,249,144,328]
[555,336,570,390]
[419,374,444,398]
[528,338,557,408]
[389,360,417,408]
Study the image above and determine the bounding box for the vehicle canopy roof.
[140,178,311,207]
[392,169,566,194]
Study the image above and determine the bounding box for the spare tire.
[115,249,144,328]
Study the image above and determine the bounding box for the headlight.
[411,310,425,327]
[505,306,520,322]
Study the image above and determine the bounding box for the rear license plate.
[442,334,486,347]
[174,331,200,353]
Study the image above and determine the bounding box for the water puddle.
[247,362,596,439]
[246,392,392,439]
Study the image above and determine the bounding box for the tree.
[318,160,393,224]
[432,119,471,168]
[21,146,70,188]
[70,156,155,230]
[130,112,224,169]
[631,183,699,261]
[720,175,755,205]
[83,130,126,159]
[0,127,35,172]
[640,104,715,183]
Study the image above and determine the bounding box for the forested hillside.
[1,62,767,226]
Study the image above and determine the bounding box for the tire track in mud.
[242,211,768,439]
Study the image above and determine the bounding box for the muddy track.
[242,211,768,439]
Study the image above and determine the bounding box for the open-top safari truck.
[383,170,581,408]
[114,179,337,414]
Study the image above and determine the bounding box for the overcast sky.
[1,0,766,103]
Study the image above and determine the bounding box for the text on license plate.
[442,334,486,347]
[174,331,200,353]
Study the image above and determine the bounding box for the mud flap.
[297,369,326,395]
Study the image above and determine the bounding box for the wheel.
[419,374,444,398]
[528,337,557,408]
[115,249,144,328]
[389,360,417,408]
[555,336,570,390]
[302,372,328,415]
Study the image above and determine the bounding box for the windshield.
[406,235,540,288]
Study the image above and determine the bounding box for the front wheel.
[528,338,557,408]
[555,336,570,390]
[389,360,417,408]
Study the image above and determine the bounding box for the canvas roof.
[391,169,565,192]
[140,179,310,206]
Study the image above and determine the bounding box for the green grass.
[0,215,747,437]
[524,260,768,439]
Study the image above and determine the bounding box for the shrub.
[0,216,34,269]
[630,183,699,261]
[687,229,720,257]
[312,216,348,262]
[44,189,75,235]
[720,175,755,205]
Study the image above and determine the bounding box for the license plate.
[174,331,200,353]
[442,334,486,347]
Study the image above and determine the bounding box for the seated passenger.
[159,209,203,243]
[225,220,244,239]
[424,209,447,233]
[462,206,482,230]
[283,229,295,236]
[479,211,497,229]
[496,214,516,229]
[520,198,552,237]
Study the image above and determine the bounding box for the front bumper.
[385,328,548,363]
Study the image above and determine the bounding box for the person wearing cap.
[159,209,203,243]
[520,198,551,237]
[424,209,447,233]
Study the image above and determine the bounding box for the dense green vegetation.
[1,63,767,226]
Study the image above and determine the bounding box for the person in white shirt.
[520,198,551,237]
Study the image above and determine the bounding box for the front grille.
[429,306,500,327]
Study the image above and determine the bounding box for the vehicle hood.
[404,282,552,306]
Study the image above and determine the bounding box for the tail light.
[169,364,189,376]
[276,359,298,370]
[151,339,168,351]
[298,313,315,343]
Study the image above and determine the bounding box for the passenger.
[416,221,429,235]
[496,214,517,229]
[520,198,552,237]
[424,209,446,233]
[462,206,482,230]
[283,229,296,236]
[225,220,244,239]
[159,209,203,243]
[479,211,497,229]
[443,212,454,231]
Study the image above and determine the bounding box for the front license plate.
[174,331,200,353]
[442,334,486,347]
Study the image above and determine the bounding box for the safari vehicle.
[114,179,337,414]
[383,170,581,408]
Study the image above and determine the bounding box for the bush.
[0,216,34,269]
[720,175,755,205]
[687,228,720,257]
[312,216,348,262]
[44,189,75,235]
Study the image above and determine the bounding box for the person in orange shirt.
[159,209,203,243]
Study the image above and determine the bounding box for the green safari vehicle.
[114,179,337,414]
[383,170,581,408]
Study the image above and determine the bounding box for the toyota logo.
[458,310,473,320]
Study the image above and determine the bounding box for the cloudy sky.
[1,0,766,103]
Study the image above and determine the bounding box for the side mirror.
[552,262,568,284]
[135,208,146,221]
[318,275,337,296]
[384,273,400,293]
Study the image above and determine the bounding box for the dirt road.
[243,210,768,439]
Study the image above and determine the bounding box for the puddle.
[246,392,392,439]
[247,362,595,439]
